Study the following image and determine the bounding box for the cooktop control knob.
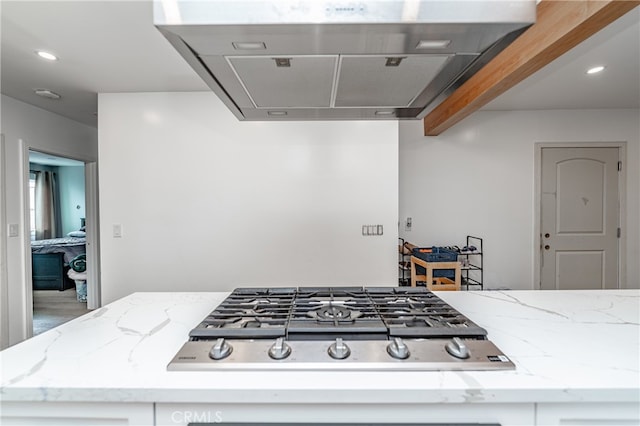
[445,337,470,359]
[328,338,351,360]
[386,337,410,359]
[209,337,233,360]
[268,337,292,360]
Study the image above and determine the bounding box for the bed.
[31,236,86,291]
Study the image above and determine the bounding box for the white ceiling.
[1,0,207,127]
[1,2,638,128]
[484,6,640,111]
[29,150,84,167]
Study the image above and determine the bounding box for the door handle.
[544,245,550,250]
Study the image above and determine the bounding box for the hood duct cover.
[155,0,535,121]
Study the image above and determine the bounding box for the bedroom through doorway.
[28,150,91,335]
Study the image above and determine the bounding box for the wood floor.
[33,288,91,335]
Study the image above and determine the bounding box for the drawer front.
[156,403,534,426]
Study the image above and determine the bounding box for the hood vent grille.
[155,0,535,121]
[336,55,449,107]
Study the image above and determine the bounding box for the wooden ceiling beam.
[423,0,639,136]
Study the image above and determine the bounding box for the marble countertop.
[1,290,638,404]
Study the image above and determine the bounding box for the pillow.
[67,230,86,238]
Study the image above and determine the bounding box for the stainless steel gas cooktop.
[168,287,514,371]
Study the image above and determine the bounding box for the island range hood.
[155,1,535,120]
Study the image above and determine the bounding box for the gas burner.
[384,297,429,304]
[401,317,429,328]
[239,319,266,328]
[308,305,362,323]
[231,297,291,306]
[204,317,287,328]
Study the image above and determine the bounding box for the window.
[29,172,36,241]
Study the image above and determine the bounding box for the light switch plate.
[113,224,123,238]
[362,224,383,236]
[8,223,19,237]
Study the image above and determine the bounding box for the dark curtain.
[34,171,61,240]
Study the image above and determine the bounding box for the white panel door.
[541,147,619,290]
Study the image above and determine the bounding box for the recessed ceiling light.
[232,41,266,50]
[416,40,451,49]
[586,66,605,74]
[36,50,58,61]
[385,57,405,67]
[267,111,287,116]
[375,110,396,116]
[34,89,61,100]
[274,58,291,67]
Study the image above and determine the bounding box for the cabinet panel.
[536,402,640,425]
[157,403,535,426]
[1,402,153,425]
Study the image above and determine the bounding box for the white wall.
[0,95,97,347]
[98,92,398,303]
[58,165,86,235]
[399,109,640,290]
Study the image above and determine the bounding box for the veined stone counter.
[1,290,638,425]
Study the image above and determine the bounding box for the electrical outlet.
[405,217,412,231]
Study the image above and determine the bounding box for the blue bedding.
[31,237,86,264]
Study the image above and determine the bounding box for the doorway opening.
[28,150,91,335]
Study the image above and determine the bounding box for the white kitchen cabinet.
[0,402,154,425]
[1,291,637,426]
[536,402,640,425]
[156,403,535,426]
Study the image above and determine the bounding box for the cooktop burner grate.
[287,287,388,340]
[367,287,487,338]
[189,286,488,341]
[189,288,295,338]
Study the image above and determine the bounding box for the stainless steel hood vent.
[155,1,536,121]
